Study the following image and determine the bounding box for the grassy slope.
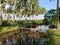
[0,26,18,33]
[46,30,60,45]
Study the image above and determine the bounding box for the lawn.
[45,30,60,45]
[0,26,19,33]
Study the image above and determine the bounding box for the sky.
[38,0,60,10]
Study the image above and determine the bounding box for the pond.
[36,25,49,32]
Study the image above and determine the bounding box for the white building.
[2,14,45,21]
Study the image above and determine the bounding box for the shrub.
[2,21,12,26]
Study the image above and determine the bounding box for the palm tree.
[0,0,6,25]
[12,0,16,23]
[0,1,2,25]
[0,11,2,25]
[50,0,59,29]
[0,0,13,22]
[7,7,12,22]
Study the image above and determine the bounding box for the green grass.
[0,26,18,33]
[45,30,60,45]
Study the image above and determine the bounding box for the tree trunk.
[0,13,2,25]
[7,13,10,22]
[14,0,16,8]
[13,14,15,23]
[13,0,16,23]
[56,0,59,30]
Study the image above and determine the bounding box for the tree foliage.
[0,0,46,15]
[44,8,60,28]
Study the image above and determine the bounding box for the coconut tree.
[0,1,2,25]
[5,1,12,22]
[7,7,12,22]
[0,11,2,25]
[0,0,13,22]
[12,0,16,23]
[0,0,7,25]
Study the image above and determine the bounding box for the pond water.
[36,25,49,32]
[38,38,44,45]
[36,25,49,45]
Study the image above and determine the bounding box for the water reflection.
[36,25,49,32]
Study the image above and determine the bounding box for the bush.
[2,21,12,26]
[17,20,43,28]
[49,25,57,29]
[43,19,50,25]
[1,20,44,27]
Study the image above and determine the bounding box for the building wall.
[2,14,45,21]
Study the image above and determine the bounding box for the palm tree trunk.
[0,13,2,25]
[56,0,59,30]
[7,13,10,22]
[14,0,16,8]
[0,1,3,25]
[19,1,22,21]
[13,0,16,23]
[13,14,15,23]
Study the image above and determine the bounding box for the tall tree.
[44,9,56,25]
[50,0,60,29]
[58,8,60,29]
[56,0,59,29]
[0,0,6,25]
